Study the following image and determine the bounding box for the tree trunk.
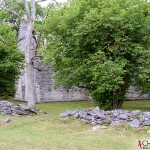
[112,91,124,110]
[112,77,129,110]
[24,0,36,108]
[24,21,36,108]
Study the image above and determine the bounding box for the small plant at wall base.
[40,0,150,110]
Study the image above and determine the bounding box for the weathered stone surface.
[104,111,112,115]
[80,119,89,123]
[129,119,140,128]
[0,117,12,124]
[103,119,112,124]
[78,111,87,118]
[142,121,150,126]
[118,114,129,120]
[94,112,106,119]
[0,100,37,115]
[73,113,79,118]
[95,120,103,125]
[110,121,120,126]
[70,110,79,116]
[60,107,150,128]
[130,110,141,116]
[125,86,150,100]
[143,112,150,118]
[60,111,70,119]
[84,115,92,121]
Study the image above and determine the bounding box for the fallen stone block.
[0,117,12,124]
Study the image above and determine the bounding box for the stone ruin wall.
[33,57,89,102]
[16,58,150,102]
[15,51,89,102]
[15,20,150,102]
[125,86,150,100]
[15,56,89,103]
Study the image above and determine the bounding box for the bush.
[0,23,23,96]
[41,0,150,109]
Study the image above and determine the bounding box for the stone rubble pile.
[0,101,37,115]
[60,107,150,128]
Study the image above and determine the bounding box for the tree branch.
[35,0,58,4]
[0,36,5,43]
[31,0,36,20]
[18,37,26,43]
[36,31,42,49]
[24,0,31,20]
[0,7,21,19]
[35,0,47,2]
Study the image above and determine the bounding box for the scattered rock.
[110,121,120,127]
[81,119,90,123]
[60,111,70,119]
[70,110,78,116]
[93,106,100,112]
[147,130,150,134]
[60,107,150,128]
[73,113,79,118]
[129,119,140,128]
[142,121,150,126]
[95,112,105,119]
[84,115,92,121]
[92,125,107,131]
[103,119,112,124]
[79,111,87,118]
[131,110,141,116]
[143,112,150,119]
[104,111,111,115]
[118,114,128,120]
[0,100,37,115]
[0,117,12,124]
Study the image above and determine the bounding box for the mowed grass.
[0,99,149,150]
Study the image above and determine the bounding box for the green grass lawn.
[0,99,149,150]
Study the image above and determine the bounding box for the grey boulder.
[129,119,140,128]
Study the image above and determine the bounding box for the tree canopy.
[0,11,23,96]
[0,0,45,32]
[40,0,150,109]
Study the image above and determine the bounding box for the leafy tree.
[41,0,150,110]
[0,20,23,96]
[0,0,45,32]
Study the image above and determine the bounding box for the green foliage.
[0,0,24,31]
[1,0,45,32]
[0,21,23,96]
[40,0,150,109]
